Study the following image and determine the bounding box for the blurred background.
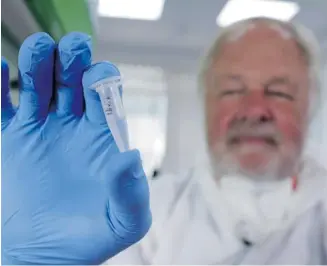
[2,0,327,177]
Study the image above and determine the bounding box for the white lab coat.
[107,154,327,264]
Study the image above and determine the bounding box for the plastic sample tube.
[90,76,130,152]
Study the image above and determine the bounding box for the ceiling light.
[98,0,165,21]
[217,0,300,27]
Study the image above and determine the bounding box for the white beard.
[209,141,302,182]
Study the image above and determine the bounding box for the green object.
[25,0,94,41]
[52,0,93,35]
[24,0,64,41]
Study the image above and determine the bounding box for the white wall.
[321,63,327,162]
[160,71,206,175]
[304,62,327,165]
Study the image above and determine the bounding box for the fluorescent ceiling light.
[98,0,165,21]
[217,0,300,27]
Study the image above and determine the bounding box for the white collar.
[193,154,325,245]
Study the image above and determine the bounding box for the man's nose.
[236,92,273,123]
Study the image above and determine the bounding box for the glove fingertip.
[57,32,92,84]
[82,61,120,89]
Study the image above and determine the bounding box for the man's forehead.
[219,23,303,59]
[209,23,308,76]
[227,22,293,42]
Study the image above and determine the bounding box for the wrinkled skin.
[205,23,311,180]
[1,32,151,265]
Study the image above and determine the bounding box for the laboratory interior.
[2,0,327,178]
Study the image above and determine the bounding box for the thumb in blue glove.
[1,32,152,265]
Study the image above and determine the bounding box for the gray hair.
[198,17,322,119]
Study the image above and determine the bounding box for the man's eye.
[267,91,294,101]
[219,90,244,97]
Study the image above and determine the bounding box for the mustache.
[226,124,281,146]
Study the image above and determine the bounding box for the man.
[1,17,326,265]
[107,17,327,264]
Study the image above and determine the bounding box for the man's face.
[205,23,310,180]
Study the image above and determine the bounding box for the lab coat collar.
[193,152,325,245]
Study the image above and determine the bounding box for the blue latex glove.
[1,32,152,265]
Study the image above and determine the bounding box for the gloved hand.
[1,32,151,265]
